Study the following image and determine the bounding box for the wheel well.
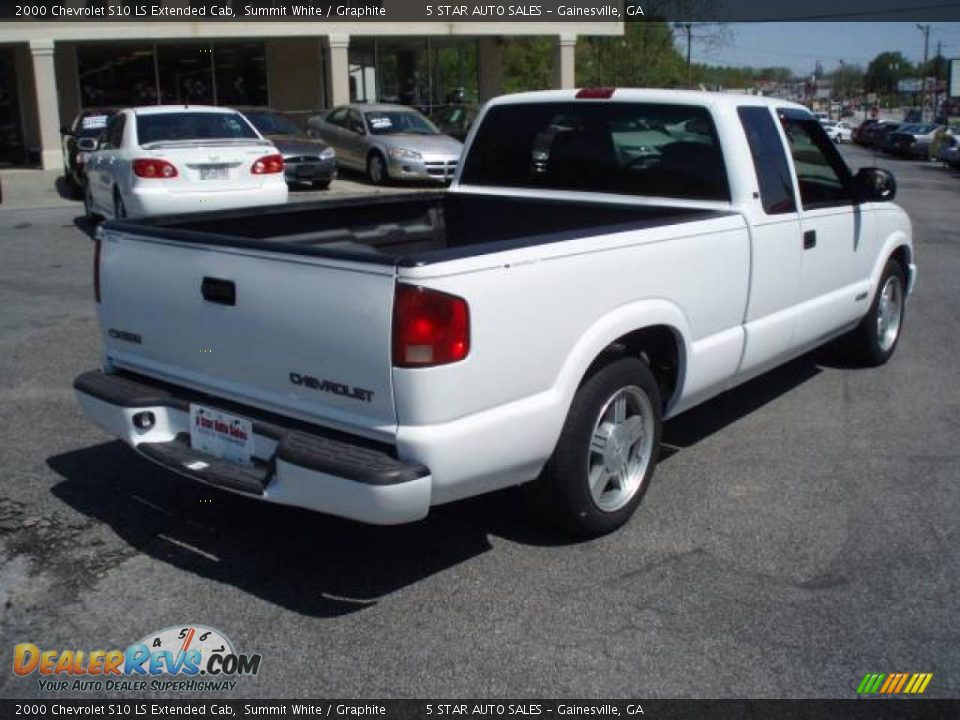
[584,325,683,408]
[890,245,910,275]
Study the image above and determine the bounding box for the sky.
[689,22,960,76]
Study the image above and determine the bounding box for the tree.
[829,63,865,98]
[577,21,686,88]
[864,52,915,94]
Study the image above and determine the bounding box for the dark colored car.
[863,121,902,149]
[885,123,942,160]
[236,107,337,188]
[430,104,479,142]
[60,108,118,194]
[853,118,879,145]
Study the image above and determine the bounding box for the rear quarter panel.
[393,214,751,501]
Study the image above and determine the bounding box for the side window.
[326,108,347,128]
[348,110,365,134]
[737,106,796,214]
[779,113,854,208]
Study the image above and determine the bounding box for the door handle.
[803,230,817,249]
[201,277,236,306]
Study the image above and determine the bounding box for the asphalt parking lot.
[0,145,957,699]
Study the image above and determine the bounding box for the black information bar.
[2,0,960,22]
[1,700,959,720]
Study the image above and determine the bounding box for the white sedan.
[820,120,853,143]
[84,105,288,220]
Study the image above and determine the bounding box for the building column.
[324,34,350,108]
[478,37,504,102]
[553,34,577,90]
[29,39,61,170]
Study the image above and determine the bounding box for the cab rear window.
[460,102,730,201]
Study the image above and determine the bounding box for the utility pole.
[917,24,930,121]
[674,23,693,88]
[936,40,943,120]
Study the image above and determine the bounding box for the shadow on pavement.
[46,441,573,618]
[47,344,848,615]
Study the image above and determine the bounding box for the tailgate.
[97,228,398,438]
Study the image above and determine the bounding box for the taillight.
[393,284,469,368]
[93,236,102,303]
[576,87,616,99]
[133,158,178,178]
[252,154,284,174]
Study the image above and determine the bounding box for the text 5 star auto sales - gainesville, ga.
[12,625,262,692]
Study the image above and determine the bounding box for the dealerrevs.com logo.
[13,625,262,692]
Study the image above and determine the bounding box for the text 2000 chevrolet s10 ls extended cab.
[75,89,916,536]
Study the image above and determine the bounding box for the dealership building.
[0,14,621,170]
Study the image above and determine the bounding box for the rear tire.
[526,357,662,537]
[849,259,906,366]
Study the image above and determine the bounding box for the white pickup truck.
[75,89,916,537]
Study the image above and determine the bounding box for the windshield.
[136,112,259,144]
[461,101,730,201]
[364,111,438,136]
[243,110,301,136]
[77,112,113,138]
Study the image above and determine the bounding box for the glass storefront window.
[213,43,268,106]
[0,47,26,165]
[77,42,267,110]
[348,38,478,116]
[157,43,215,105]
[78,43,156,108]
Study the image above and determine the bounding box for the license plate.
[189,404,253,466]
[200,166,229,181]
[296,165,317,178]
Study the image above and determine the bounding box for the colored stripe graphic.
[857,672,932,694]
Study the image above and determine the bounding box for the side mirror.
[854,167,896,203]
[77,137,98,152]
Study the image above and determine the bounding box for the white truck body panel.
[76,89,916,525]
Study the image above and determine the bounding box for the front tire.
[83,183,101,222]
[113,189,127,219]
[367,152,388,185]
[849,259,906,366]
[526,357,662,537]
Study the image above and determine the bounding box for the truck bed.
[106,192,731,267]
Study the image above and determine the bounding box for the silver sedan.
[307,103,463,184]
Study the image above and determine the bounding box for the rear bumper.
[284,157,336,184]
[73,370,431,525]
[125,182,288,218]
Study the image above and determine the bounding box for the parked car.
[306,103,463,184]
[868,122,903,151]
[885,123,942,160]
[60,108,118,194]
[75,89,915,538]
[236,107,337,189]
[853,118,880,145]
[938,133,960,169]
[83,105,288,220]
[821,120,853,143]
[932,124,960,166]
[430,104,479,142]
